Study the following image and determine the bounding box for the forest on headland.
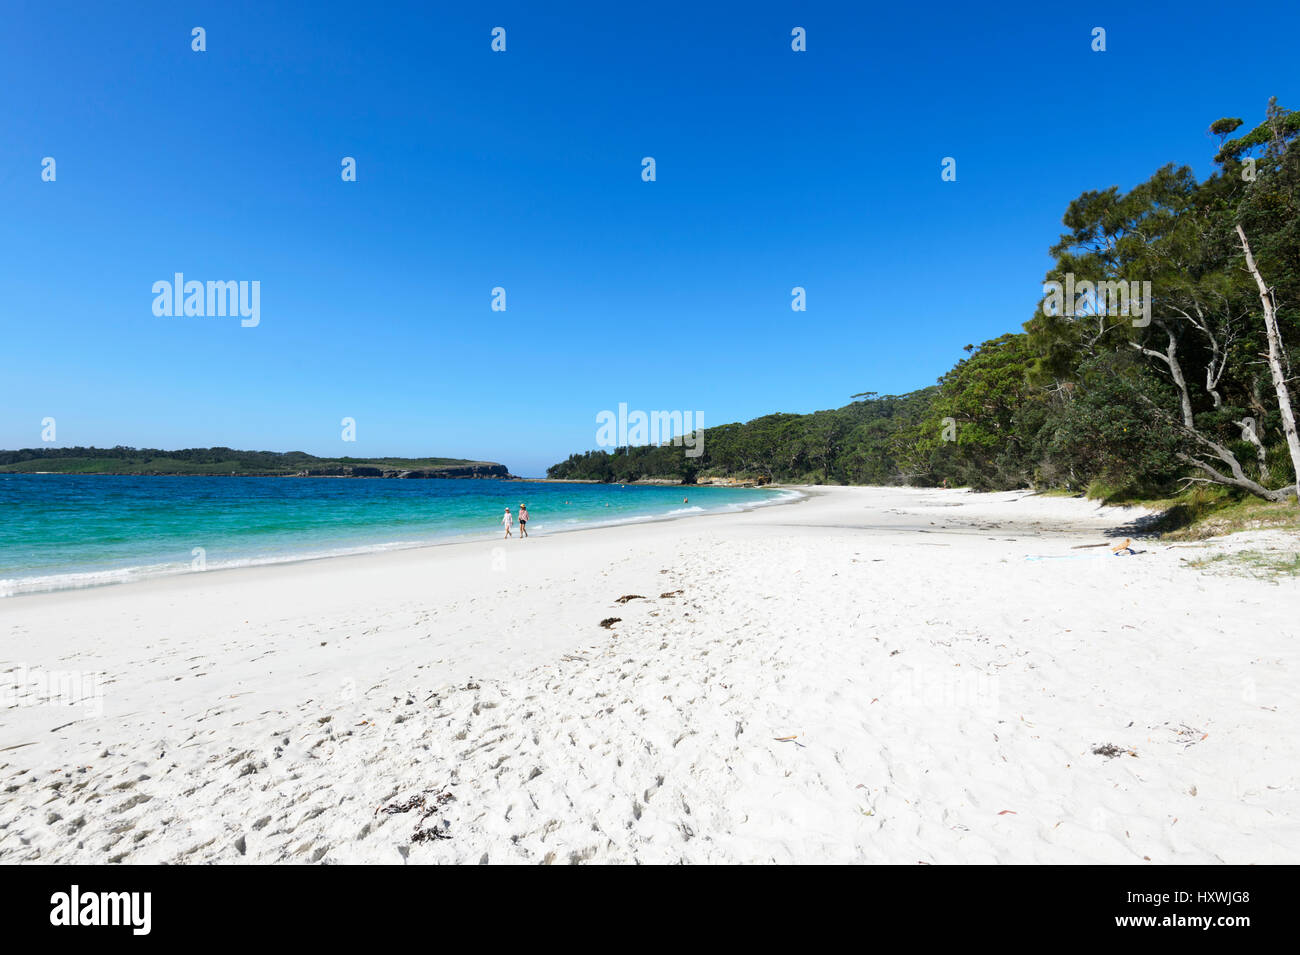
[0,447,508,478]
[549,100,1300,518]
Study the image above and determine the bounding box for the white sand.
[1,486,1296,864]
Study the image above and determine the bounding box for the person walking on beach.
[518,503,529,538]
[502,506,513,538]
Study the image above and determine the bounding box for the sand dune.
[1,486,1296,863]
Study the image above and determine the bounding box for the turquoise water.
[0,475,794,596]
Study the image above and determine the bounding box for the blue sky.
[3,1,1298,476]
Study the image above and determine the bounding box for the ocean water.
[0,475,795,597]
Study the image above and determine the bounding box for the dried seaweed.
[1091,743,1128,758]
[379,788,455,842]
[411,822,452,843]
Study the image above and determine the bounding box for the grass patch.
[1083,480,1125,504]
[1083,479,1202,507]
[1159,493,1300,541]
[1185,549,1300,580]
[1067,480,1299,542]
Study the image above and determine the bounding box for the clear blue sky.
[4,1,1298,476]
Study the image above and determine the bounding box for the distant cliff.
[294,463,512,479]
[0,447,515,479]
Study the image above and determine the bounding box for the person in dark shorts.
[518,503,529,538]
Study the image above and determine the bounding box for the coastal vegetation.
[549,101,1300,514]
[0,447,508,478]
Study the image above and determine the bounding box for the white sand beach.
[1,486,1296,864]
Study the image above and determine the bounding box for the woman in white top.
[502,507,513,538]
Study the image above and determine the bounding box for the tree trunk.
[1238,418,1270,482]
[1129,322,1194,428]
[1236,225,1300,499]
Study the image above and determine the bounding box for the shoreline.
[0,485,806,601]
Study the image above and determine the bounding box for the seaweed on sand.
[379,789,454,842]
